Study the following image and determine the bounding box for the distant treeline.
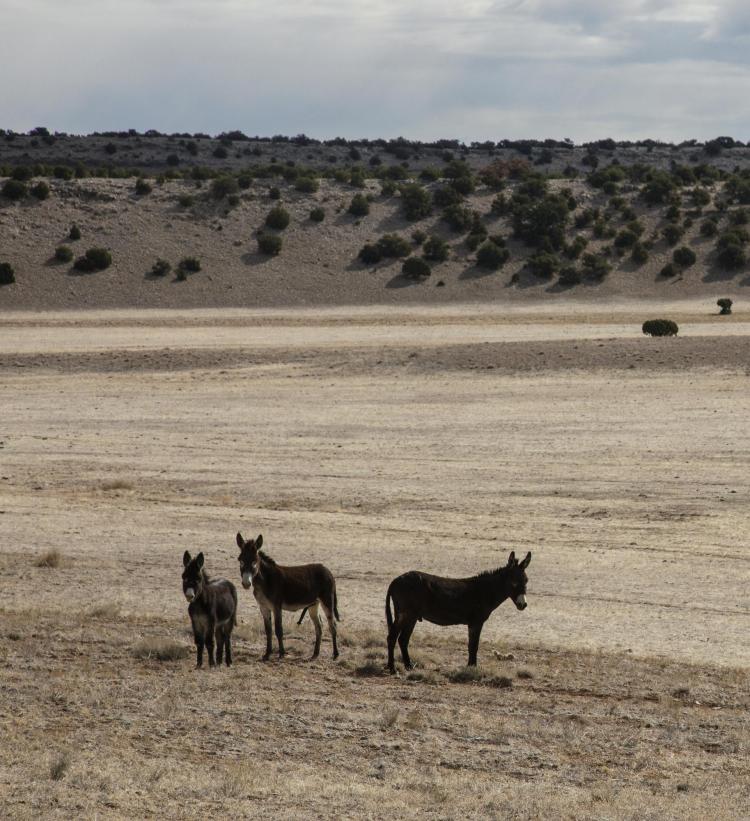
[1,127,747,154]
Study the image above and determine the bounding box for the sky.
[2,0,750,143]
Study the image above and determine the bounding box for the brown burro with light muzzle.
[386,551,531,673]
[236,533,340,661]
[182,551,238,668]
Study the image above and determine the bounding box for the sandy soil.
[1,303,748,819]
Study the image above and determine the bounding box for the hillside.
[2,132,750,309]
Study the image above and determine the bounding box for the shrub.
[729,208,748,226]
[422,235,449,262]
[558,265,581,286]
[380,180,397,198]
[309,206,325,222]
[295,176,319,193]
[358,243,382,265]
[642,319,679,337]
[0,261,15,285]
[348,193,370,217]
[700,219,718,237]
[211,175,239,199]
[662,223,683,246]
[151,258,171,277]
[411,229,427,246]
[213,145,228,159]
[377,233,411,258]
[631,243,649,264]
[69,224,81,241]
[717,298,733,315]
[564,235,588,259]
[400,183,432,220]
[401,256,431,279]
[528,252,559,279]
[178,256,201,274]
[55,245,73,263]
[717,242,746,269]
[581,252,612,281]
[641,171,677,205]
[73,247,111,272]
[673,246,697,267]
[465,232,485,252]
[135,178,152,195]
[476,240,510,270]
[178,193,194,208]
[442,204,476,232]
[268,186,281,200]
[660,262,678,278]
[614,228,638,249]
[433,185,462,208]
[2,179,27,200]
[31,181,50,200]
[511,193,570,251]
[166,153,180,166]
[265,205,290,230]
[257,233,282,255]
[350,168,366,188]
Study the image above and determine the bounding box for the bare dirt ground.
[1,302,748,819]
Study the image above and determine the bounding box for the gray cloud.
[1,0,748,141]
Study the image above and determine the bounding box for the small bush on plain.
[402,256,431,279]
[257,233,282,255]
[265,205,290,230]
[309,206,325,222]
[73,247,112,272]
[151,258,171,277]
[55,246,73,263]
[0,261,15,285]
[642,319,679,337]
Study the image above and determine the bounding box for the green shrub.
[631,243,649,264]
[358,243,382,265]
[422,235,449,262]
[265,205,290,230]
[400,183,432,221]
[348,193,370,217]
[442,204,476,232]
[151,258,171,277]
[53,166,73,180]
[691,187,711,207]
[490,194,509,216]
[641,172,677,205]
[465,232,485,252]
[673,246,696,267]
[377,234,411,258]
[717,241,746,269]
[581,252,611,281]
[729,208,749,226]
[700,219,718,237]
[295,176,319,193]
[433,185,462,208]
[178,256,201,273]
[268,186,281,200]
[511,193,570,251]
[309,207,325,222]
[558,265,581,286]
[73,247,112,272]
[476,240,510,270]
[660,262,678,278]
[31,181,50,200]
[411,229,427,246]
[211,175,239,199]
[213,145,228,159]
[135,178,152,196]
[2,179,27,200]
[665,204,681,222]
[717,298,733,315]
[401,256,431,279]
[11,166,32,181]
[178,193,194,208]
[69,224,81,241]
[257,234,282,255]
[614,228,638,249]
[54,245,73,263]
[527,252,559,279]
[642,319,679,337]
[380,180,397,198]
[0,261,15,285]
[662,224,683,246]
[350,168,366,188]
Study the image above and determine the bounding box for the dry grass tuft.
[488,675,513,689]
[446,666,484,684]
[672,686,691,699]
[354,660,387,678]
[88,602,121,619]
[406,669,441,685]
[49,751,71,781]
[100,479,134,491]
[35,549,62,568]
[516,668,534,679]
[380,706,399,729]
[133,638,190,662]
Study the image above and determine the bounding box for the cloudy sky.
[3,0,750,142]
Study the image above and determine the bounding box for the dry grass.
[49,751,71,781]
[100,479,134,491]
[34,549,61,568]
[132,638,190,662]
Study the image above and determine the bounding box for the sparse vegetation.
[150,258,171,277]
[376,233,411,258]
[257,233,282,255]
[35,549,62,568]
[642,319,679,337]
[673,246,696,267]
[178,256,201,274]
[135,178,152,196]
[69,224,81,241]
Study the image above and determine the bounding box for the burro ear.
[236,532,244,550]
[196,552,205,569]
[519,551,531,570]
[507,551,517,566]
[256,534,263,549]
[183,550,191,567]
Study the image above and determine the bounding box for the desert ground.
[1,301,748,819]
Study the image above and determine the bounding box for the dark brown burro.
[236,533,340,660]
[182,551,238,668]
[386,551,531,673]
